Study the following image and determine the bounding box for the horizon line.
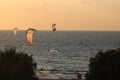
[0,29,120,32]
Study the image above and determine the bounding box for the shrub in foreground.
[86,48,120,80]
[0,48,37,80]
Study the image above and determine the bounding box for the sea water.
[0,30,120,79]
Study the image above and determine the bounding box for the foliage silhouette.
[86,48,120,80]
[0,48,37,80]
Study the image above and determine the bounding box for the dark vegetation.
[0,48,37,80]
[86,48,120,80]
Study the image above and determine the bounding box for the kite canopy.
[52,23,56,31]
[26,28,36,45]
[12,28,18,35]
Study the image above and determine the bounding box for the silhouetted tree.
[0,48,37,80]
[86,48,120,80]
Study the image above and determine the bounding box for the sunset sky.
[0,0,120,31]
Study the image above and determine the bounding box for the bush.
[86,48,120,80]
[0,48,37,80]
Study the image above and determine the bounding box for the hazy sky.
[0,0,120,31]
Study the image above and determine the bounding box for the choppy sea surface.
[0,30,120,79]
